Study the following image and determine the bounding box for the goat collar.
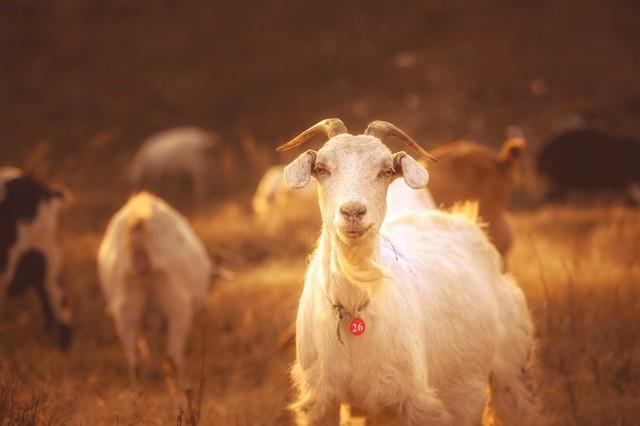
[327,296,370,344]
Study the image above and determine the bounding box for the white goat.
[128,127,218,203]
[97,192,212,381]
[279,119,536,425]
[252,164,320,231]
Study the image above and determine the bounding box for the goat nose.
[340,202,367,221]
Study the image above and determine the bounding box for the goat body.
[537,129,640,197]
[428,138,525,256]
[0,167,71,350]
[294,210,534,425]
[97,192,212,380]
[252,164,320,232]
[281,119,536,425]
[128,127,217,203]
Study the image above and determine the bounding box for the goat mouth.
[340,225,372,240]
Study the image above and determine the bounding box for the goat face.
[283,133,429,244]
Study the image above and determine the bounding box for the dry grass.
[510,206,640,425]
[1,194,639,425]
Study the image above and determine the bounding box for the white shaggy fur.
[128,127,218,203]
[97,192,212,381]
[284,126,536,425]
[385,177,436,220]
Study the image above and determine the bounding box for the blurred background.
[1,0,639,425]
[3,0,639,192]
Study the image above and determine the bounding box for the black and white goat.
[0,167,72,350]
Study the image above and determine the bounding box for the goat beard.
[330,232,387,291]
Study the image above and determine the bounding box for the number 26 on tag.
[349,318,366,336]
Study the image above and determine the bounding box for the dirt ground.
[1,0,640,425]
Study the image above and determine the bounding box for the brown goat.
[427,138,525,256]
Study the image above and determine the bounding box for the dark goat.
[537,129,640,198]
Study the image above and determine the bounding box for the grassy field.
[1,193,638,425]
[1,0,639,424]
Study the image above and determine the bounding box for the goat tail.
[126,202,153,274]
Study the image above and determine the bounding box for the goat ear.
[283,150,316,188]
[500,137,525,165]
[393,152,429,189]
[51,186,73,209]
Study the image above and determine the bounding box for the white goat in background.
[252,164,320,232]
[128,127,218,204]
[279,119,536,425]
[97,192,212,382]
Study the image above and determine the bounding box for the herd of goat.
[1,118,639,425]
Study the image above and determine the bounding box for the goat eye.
[314,165,330,177]
[378,167,394,179]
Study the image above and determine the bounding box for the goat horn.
[276,118,348,152]
[364,120,437,163]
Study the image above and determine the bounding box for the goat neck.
[318,223,383,311]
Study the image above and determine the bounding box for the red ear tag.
[349,317,366,336]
